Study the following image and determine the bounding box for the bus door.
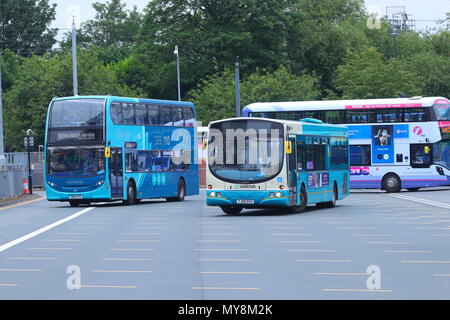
[109,148,123,199]
[287,136,298,206]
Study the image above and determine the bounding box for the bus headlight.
[210,192,216,197]
[275,192,282,198]
[48,181,55,187]
[216,192,221,197]
[97,180,104,186]
[269,192,275,198]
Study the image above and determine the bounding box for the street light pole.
[174,46,181,101]
[0,51,6,167]
[71,16,79,96]
[235,57,241,117]
[26,129,34,195]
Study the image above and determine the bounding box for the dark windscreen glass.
[434,104,450,121]
[47,147,106,177]
[208,120,284,183]
[50,99,104,128]
[434,140,450,168]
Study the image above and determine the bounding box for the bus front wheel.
[220,206,243,215]
[69,200,80,207]
[166,179,186,202]
[382,173,401,193]
[290,185,307,213]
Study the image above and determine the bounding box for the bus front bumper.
[206,190,290,207]
[45,183,112,202]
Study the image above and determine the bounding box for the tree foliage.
[189,67,320,124]
[3,50,137,151]
[335,48,421,99]
[0,0,57,57]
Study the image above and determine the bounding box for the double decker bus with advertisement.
[205,117,350,214]
[243,97,450,193]
[44,96,199,207]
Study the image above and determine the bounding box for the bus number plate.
[237,199,254,204]
[69,195,83,200]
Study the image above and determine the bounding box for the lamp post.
[174,46,181,101]
[235,56,241,117]
[391,32,399,58]
[71,16,78,96]
[0,52,6,167]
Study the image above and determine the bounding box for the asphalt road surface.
[0,188,449,300]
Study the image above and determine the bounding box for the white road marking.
[0,207,94,254]
[387,194,450,209]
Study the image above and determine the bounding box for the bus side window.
[123,103,136,125]
[172,107,184,127]
[135,104,147,125]
[160,106,173,126]
[147,105,160,125]
[111,103,123,124]
[184,108,195,127]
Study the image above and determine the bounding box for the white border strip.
[386,194,450,209]
[0,207,95,253]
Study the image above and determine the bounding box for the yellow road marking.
[101,258,151,261]
[0,197,44,211]
[8,257,58,260]
[117,240,160,242]
[80,285,137,289]
[401,260,450,263]
[195,249,247,252]
[192,287,260,290]
[199,258,250,262]
[383,250,432,253]
[27,247,72,250]
[200,272,259,274]
[0,268,42,272]
[323,289,393,293]
[297,259,350,263]
[315,273,368,276]
[289,249,338,252]
[110,248,155,251]
[93,270,152,273]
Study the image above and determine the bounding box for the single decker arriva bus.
[45,96,199,207]
[205,117,350,214]
[243,97,450,192]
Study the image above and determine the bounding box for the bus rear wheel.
[382,173,401,193]
[166,179,186,202]
[290,185,307,213]
[317,183,337,208]
[123,181,137,205]
[220,205,243,215]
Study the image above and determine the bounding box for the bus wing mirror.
[285,141,292,154]
[105,147,111,158]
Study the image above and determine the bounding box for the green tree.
[402,52,450,98]
[335,47,421,99]
[286,0,368,95]
[125,0,297,99]
[3,49,137,151]
[0,0,57,57]
[189,66,320,125]
[60,0,143,63]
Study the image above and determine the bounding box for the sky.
[51,0,449,34]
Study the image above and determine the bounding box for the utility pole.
[0,51,6,167]
[174,46,181,101]
[235,57,241,117]
[71,16,79,96]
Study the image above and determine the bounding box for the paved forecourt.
[0,188,448,299]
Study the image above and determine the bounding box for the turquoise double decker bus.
[205,118,350,214]
[45,96,199,207]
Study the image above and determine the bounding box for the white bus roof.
[243,97,449,113]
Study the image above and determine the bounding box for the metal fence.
[4,152,44,189]
[0,168,26,200]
